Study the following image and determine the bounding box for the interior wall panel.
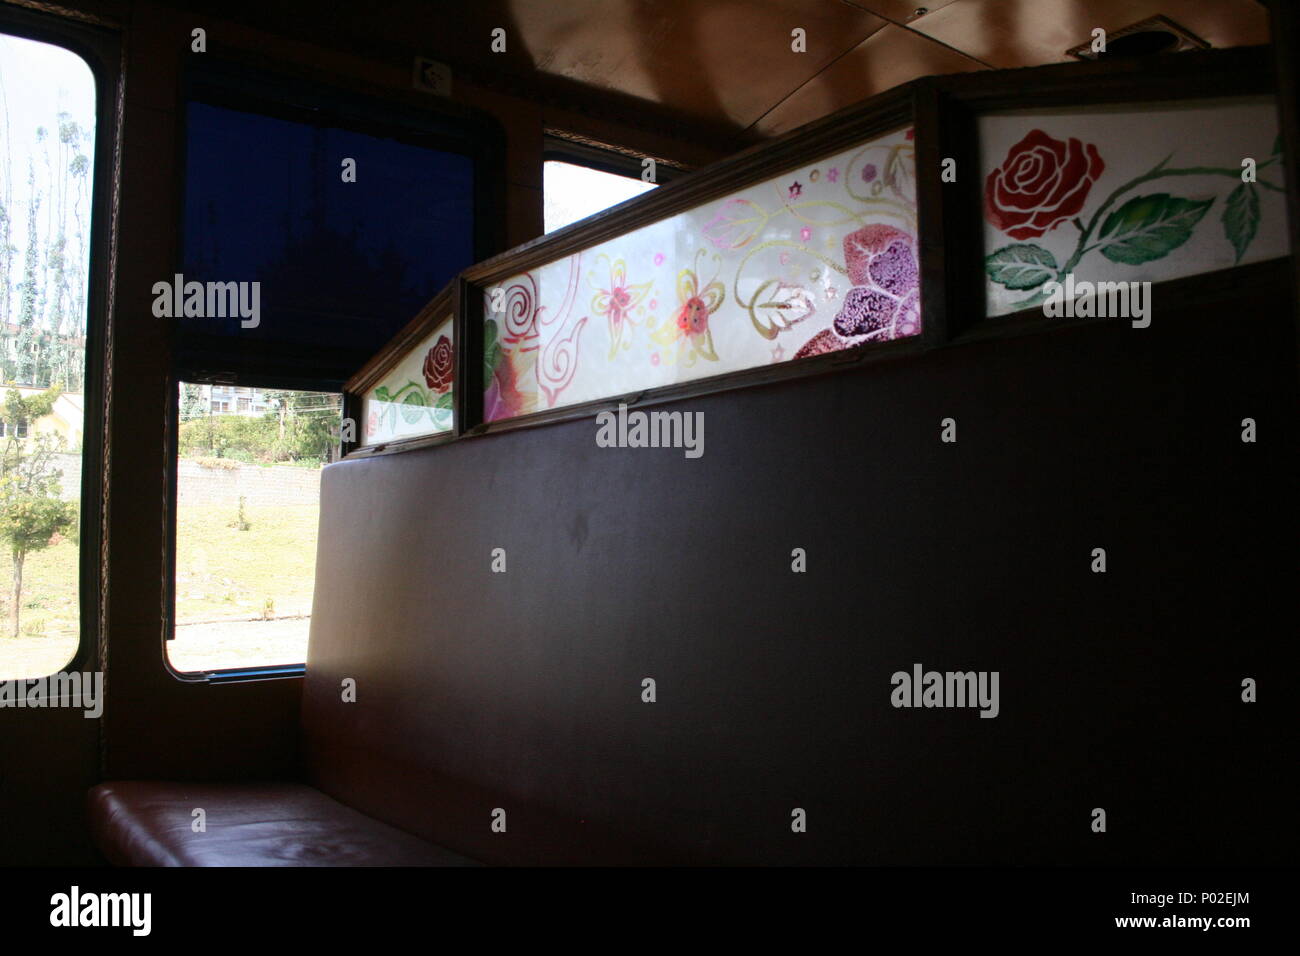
[304,279,1297,865]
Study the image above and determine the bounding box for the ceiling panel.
[752,23,984,136]
[160,0,1277,145]
[909,0,1270,69]
[502,0,892,128]
[843,0,965,24]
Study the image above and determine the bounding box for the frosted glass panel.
[362,315,454,444]
[485,126,919,421]
[981,97,1289,317]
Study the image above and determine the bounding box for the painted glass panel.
[981,97,1289,317]
[485,126,919,421]
[362,315,454,444]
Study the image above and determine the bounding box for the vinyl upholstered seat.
[88,780,479,867]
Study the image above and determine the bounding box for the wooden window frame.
[0,4,119,679]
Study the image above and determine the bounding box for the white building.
[204,384,269,416]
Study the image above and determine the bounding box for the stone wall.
[48,454,320,506]
[176,459,321,507]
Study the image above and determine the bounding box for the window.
[544,160,658,234]
[168,383,341,674]
[0,30,96,681]
[168,65,491,676]
[176,60,488,385]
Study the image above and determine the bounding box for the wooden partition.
[313,263,1297,865]
[314,45,1300,866]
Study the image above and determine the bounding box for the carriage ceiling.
[159,0,1272,149]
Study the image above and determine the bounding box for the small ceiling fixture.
[1067,15,1210,61]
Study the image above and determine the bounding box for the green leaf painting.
[1222,183,1260,265]
[1097,194,1213,266]
[399,383,427,424]
[484,319,502,384]
[432,388,454,430]
[985,244,1058,290]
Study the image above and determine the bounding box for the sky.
[544,160,657,234]
[0,31,97,329]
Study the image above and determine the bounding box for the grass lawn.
[0,499,321,680]
[174,501,320,623]
[0,537,79,642]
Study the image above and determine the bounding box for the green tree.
[0,386,77,637]
[179,382,209,422]
[15,160,41,384]
[2,113,92,390]
[262,390,339,463]
[175,390,340,464]
[178,414,276,461]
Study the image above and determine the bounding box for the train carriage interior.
[0,0,1296,900]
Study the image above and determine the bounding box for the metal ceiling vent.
[1067,15,1211,61]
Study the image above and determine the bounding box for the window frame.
[540,133,690,238]
[0,6,117,681]
[543,131,689,186]
[164,372,344,682]
[165,59,503,682]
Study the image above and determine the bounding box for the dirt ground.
[1,616,311,681]
[168,617,311,673]
[0,635,79,682]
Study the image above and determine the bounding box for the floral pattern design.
[795,224,919,357]
[364,317,455,444]
[422,335,454,391]
[590,256,651,358]
[485,126,919,421]
[984,129,1104,240]
[650,251,724,364]
[982,104,1289,314]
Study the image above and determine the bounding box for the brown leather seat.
[88,780,479,866]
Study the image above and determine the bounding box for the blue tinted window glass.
[181,102,474,360]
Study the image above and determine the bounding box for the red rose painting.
[422,335,454,392]
[984,129,1104,240]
